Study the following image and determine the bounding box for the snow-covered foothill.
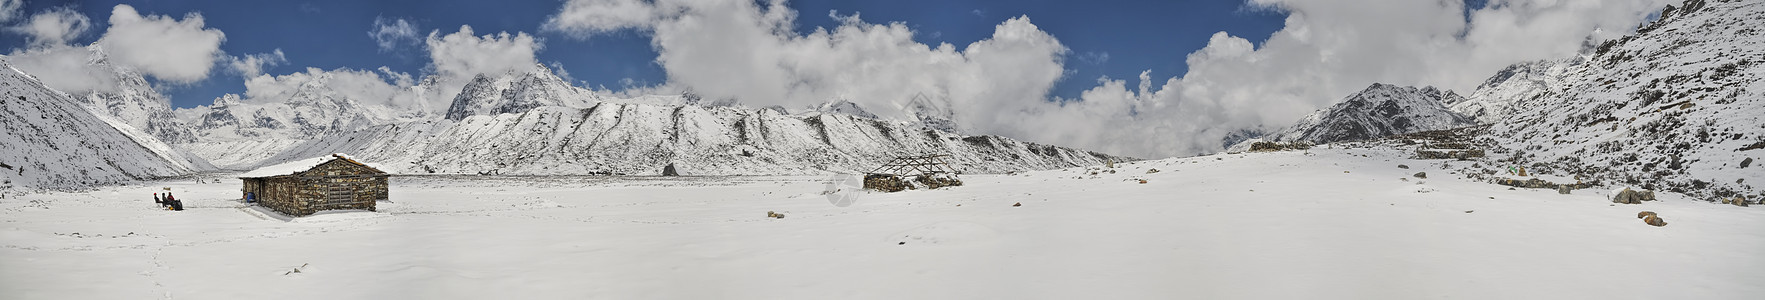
[0,59,205,191]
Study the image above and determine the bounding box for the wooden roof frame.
[867,154,958,177]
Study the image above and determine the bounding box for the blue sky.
[1,0,1286,108]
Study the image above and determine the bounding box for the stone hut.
[239,154,389,216]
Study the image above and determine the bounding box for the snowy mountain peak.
[811,100,878,119]
[1262,83,1475,144]
[443,64,595,120]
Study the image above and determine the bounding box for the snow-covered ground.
[3,146,1761,299]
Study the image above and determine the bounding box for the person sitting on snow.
[165,193,183,211]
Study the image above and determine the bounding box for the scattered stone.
[1137,179,1148,184]
[1398,164,1410,169]
[1464,210,1474,213]
[1637,211,1656,219]
[1558,185,1572,194]
[898,242,906,245]
[1643,215,1667,227]
[1344,171,1351,173]
[1413,172,1427,179]
[1640,190,1656,201]
[1508,187,1516,190]
[1146,168,1160,174]
[1742,157,1754,169]
[1012,202,1022,207]
[1613,188,1641,204]
[766,211,785,219]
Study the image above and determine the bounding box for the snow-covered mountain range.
[0,59,211,191]
[1260,83,1476,144]
[172,69,440,168]
[258,102,1126,176]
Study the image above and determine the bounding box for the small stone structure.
[864,154,962,192]
[239,154,389,216]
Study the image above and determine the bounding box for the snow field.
[3,146,1762,299]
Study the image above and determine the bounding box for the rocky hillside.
[0,60,207,191]
[1480,0,1764,201]
[257,102,1128,175]
[1261,83,1476,144]
[1448,57,1585,124]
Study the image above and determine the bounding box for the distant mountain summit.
[1261,83,1476,144]
[444,63,596,120]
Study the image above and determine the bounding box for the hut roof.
[238,154,387,178]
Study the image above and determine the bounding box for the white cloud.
[425,25,542,81]
[545,0,1673,158]
[225,49,287,78]
[541,0,661,37]
[0,0,21,23]
[95,4,227,84]
[369,17,418,52]
[2,45,118,93]
[547,0,1068,131]
[8,6,91,47]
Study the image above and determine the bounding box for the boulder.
[1146,168,1160,174]
[1398,164,1410,169]
[1413,172,1427,179]
[1640,190,1656,201]
[1613,188,1640,204]
[1558,185,1572,194]
[662,163,680,176]
[1643,215,1667,227]
[1637,211,1656,219]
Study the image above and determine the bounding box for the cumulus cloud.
[544,0,1672,158]
[547,0,1067,130]
[225,49,287,78]
[425,25,541,81]
[369,16,418,52]
[95,4,226,84]
[8,6,92,47]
